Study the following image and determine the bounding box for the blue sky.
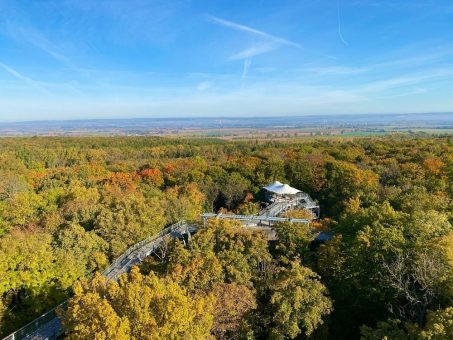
[0,0,453,121]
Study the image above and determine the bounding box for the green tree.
[0,230,66,335]
[54,223,108,288]
[418,307,453,339]
[360,319,409,340]
[0,192,44,234]
[323,160,379,216]
[273,221,314,264]
[286,153,328,194]
[267,261,333,339]
[360,308,453,340]
[219,172,251,210]
[405,210,452,244]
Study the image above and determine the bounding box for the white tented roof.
[263,181,301,195]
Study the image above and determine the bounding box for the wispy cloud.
[0,61,51,95]
[370,50,453,69]
[63,0,182,44]
[358,68,453,93]
[241,55,252,82]
[4,21,75,68]
[207,15,304,83]
[196,81,212,91]
[229,42,280,60]
[379,87,427,99]
[300,66,368,75]
[206,15,301,48]
[207,15,336,63]
[349,1,453,10]
[231,43,279,82]
[297,48,453,78]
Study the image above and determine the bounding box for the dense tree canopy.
[61,267,214,339]
[0,135,452,338]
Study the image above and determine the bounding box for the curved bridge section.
[103,220,193,281]
[3,196,317,340]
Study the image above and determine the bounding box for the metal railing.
[201,213,310,224]
[259,196,309,216]
[201,196,313,227]
[3,192,319,340]
[102,220,187,278]
[2,301,67,340]
[3,221,188,340]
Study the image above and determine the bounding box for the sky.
[0,0,453,122]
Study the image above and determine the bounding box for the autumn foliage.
[0,135,452,339]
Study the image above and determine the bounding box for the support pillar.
[186,225,192,242]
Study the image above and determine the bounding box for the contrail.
[0,61,51,95]
[230,43,279,60]
[242,55,252,80]
[337,0,349,45]
[207,14,336,60]
[206,15,302,48]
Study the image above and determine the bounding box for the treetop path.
[3,194,319,340]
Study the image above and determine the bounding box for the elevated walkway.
[3,193,318,340]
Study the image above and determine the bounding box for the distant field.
[401,128,453,134]
[336,131,389,137]
[157,127,453,140]
[1,113,452,137]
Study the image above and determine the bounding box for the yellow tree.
[211,283,257,339]
[168,219,271,286]
[60,275,130,340]
[94,194,166,257]
[164,183,205,223]
[167,241,224,294]
[61,267,214,339]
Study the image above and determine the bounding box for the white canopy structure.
[262,181,320,218]
[263,181,301,196]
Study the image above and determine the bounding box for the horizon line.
[1,111,452,125]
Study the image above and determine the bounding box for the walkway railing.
[2,301,67,340]
[201,213,310,225]
[259,195,318,218]
[3,191,319,340]
[103,220,187,279]
[3,220,188,340]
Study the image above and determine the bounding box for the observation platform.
[4,183,320,340]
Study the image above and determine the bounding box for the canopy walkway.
[3,195,318,340]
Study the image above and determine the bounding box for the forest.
[0,135,452,339]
